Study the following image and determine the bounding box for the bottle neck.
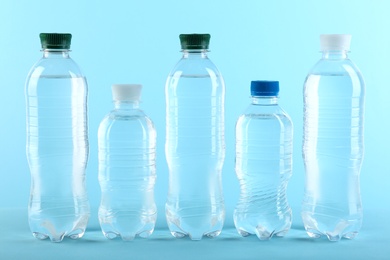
[251,96,278,105]
[43,49,70,58]
[321,50,348,60]
[114,100,140,110]
[182,49,208,59]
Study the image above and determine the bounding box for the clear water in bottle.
[25,33,89,242]
[234,81,293,240]
[165,34,225,240]
[98,84,157,241]
[302,34,365,241]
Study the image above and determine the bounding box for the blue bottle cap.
[250,80,279,96]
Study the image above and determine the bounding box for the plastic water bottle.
[98,84,157,241]
[25,33,90,242]
[234,81,293,240]
[302,34,365,241]
[165,34,225,240]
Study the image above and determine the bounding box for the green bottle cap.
[179,34,210,50]
[39,33,72,49]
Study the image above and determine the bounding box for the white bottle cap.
[112,84,142,101]
[320,34,351,51]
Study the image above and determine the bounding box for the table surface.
[1,208,389,260]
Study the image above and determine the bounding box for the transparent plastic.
[165,49,225,240]
[234,95,293,240]
[25,49,90,242]
[98,96,157,241]
[302,50,365,241]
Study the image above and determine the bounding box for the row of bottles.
[25,33,365,242]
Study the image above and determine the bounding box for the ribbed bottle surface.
[165,54,225,240]
[98,107,157,241]
[302,67,365,241]
[26,75,89,242]
[234,98,293,240]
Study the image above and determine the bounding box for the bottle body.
[165,51,225,240]
[302,52,365,241]
[25,50,89,242]
[98,103,157,241]
[234,96,293,240]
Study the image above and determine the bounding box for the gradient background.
[0,0,389,258]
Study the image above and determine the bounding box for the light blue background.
[1,0,389,258]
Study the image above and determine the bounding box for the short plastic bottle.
[165,34,225,240]
[234,81,293,240]
[98,84,157,241]
[25,33,90,242]
[302,34,365,241]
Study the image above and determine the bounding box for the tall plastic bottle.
[165,34,225,240]
[98,84,157,241]
[234,81,293,240]
[302,34,365,241]
[25,33,90,242]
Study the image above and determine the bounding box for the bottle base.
[169,224,222,241]
[302,212,362,241]
[234,209,292,240]
[99,211,156,241]
[306,229,359,242]
[236,226,290,241]
[101,227,155,241]
[166,209,224,241]
[29,214,89,242]
[32,228,86,242]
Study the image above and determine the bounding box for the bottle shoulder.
[237,104,292,126]
[242,103,289,114]
[165,57,225,92]
[99,109,155,129]
[308,58,363,79]
[27,56,84,78]
[98,111,156,140]
[168,56,222,77]
[304,58,365,95]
